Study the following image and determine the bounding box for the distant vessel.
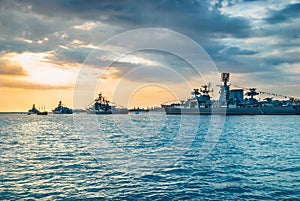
[28,104,48,115]
[37,111,48,115]
[128,107,150,113]
[37,105,48,115]
[163,73,300,115]
[27,104,39,115]
[52,101,73,114]
[86,93,128,114]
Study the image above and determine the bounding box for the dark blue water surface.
[0,113,299,200]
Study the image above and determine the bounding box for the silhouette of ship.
[163,73,300,115]
[37,111,48,115]
[86,93,128,114]
[27,104,39,115]
[52,101,73,114]
[128,107,150,113]
[27,104,48,115]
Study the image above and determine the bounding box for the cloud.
[92,49,209,85]
[0,3,65,41]
[14,0,252,38]
[0,0,299,94]
[0,78,73,90]
[0,60,28,76]
[265,3,300,24]
[47,47,91,64]
[220,47,258,55]
[1,0,253,68]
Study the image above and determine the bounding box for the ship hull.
[52,111,73,114]
[128,109,149,113]
[37,111,48,115]
[87,109,128,114]
[164,106,300,115]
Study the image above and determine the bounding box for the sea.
[0,113,299,200]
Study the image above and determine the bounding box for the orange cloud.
[0,78,73,90]
[0,60,28,76]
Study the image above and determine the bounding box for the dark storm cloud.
[106,50,201,83]
[242,0,261,2]
[275,26,300,41]
[18,0,251,38]
[221,47,258,55]
[0,38,52,53]
[0,4,66,41]
[0,0,299,89]
[0,0,253,69]
[47,47,91,65]
[265,51,300,66]
[266,3,300,24]
[0,40,31,53]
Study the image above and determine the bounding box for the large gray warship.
[163,73,300,115]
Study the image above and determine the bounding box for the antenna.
[221,73,230,85]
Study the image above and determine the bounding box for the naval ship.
[86,93,128,114]
[27,104,48,115]
[163,73,300,115]
[52,101,73,114]
[27,104,39,115]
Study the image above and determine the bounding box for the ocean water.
[0,113,300,200]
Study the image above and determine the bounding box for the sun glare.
[9,52,78,85]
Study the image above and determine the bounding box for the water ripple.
[0,114,300,200]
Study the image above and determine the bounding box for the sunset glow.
[1,1,300,112]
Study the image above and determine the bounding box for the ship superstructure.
[27,104,39,114]
[52,101,73,114]
[27,104,48,115]
[163,73,300,115]
[86,93,128,114]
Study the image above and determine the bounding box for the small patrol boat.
[27,104,39,115]
[52,101,73,114]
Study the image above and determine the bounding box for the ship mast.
[200,84,213,96]
[246,88,259,100]
[219,73,230,107]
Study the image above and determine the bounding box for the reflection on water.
[0,114,300,200]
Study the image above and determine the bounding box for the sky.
[0,0,300,111]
